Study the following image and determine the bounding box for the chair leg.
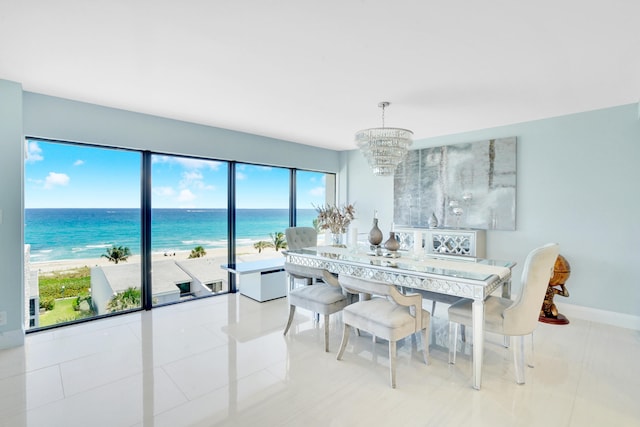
[389,340,397,388]
[336,323,351,360]
[422,327,430,365]
[527,332,535,368]
[324,314,330,352]
[448,322,459,364]
[514,335,525,384]
[283,305,296,336]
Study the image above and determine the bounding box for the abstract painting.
[394,137,516,230]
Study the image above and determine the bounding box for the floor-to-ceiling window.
[24,138,336,330]
[24,139,142,329]
[235,163,290,262]
[295,170,333,244]
[150,154,229,305]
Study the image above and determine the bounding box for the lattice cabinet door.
[425,229,486,258]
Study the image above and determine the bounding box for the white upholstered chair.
[283,269,348,352]
[448,243,560,384]
[336,274,430,388]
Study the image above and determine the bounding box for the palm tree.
[188,245,207,258]
[270,231,287,251]
[253,240,272,253]
[106,287,141,312]
[102,245,131,264]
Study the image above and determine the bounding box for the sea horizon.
[25,207,317,263]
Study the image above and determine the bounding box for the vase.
[428,212,438,228]
[368,218,383,246]
[384,232,400,252]
[331,232,345,246]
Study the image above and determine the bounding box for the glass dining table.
[283,245,517,390]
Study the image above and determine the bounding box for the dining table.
[283,245,516,390]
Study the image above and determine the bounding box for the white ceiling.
[1,1,638,151]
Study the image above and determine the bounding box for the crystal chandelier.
[355,102,413,176]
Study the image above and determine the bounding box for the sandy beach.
[30,245,283,274]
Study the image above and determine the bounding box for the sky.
[24,139,327,209]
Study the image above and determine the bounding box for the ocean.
[25,208,318,262]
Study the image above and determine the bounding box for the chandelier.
[355,102,413,176]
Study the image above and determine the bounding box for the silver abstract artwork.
[394,137,516,230]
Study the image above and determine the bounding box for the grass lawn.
[39,297,87,327]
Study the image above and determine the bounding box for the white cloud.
[178,189,196,202]
[182,171,203,183]
[44,172,70,189]
[180,170,214,190]
[27,178,44,185]
[152,155,170,164]
[176,158,208,169]
[152,156,221,171]
[74,159,84,166]
[153,186,175,197]
[236,172,247,180]
[26,141,43,163]
[309,186,325,197]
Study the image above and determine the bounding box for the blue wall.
[345,103,640,321]
[0,80,25,348]
[0,81,341,348]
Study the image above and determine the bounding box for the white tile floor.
[1,293,639,427]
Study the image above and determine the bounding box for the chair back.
[285,227,318,250]
[338,274,395,298]
[503,243,560,335]
[339,274,425,335]
[284,261,326,281]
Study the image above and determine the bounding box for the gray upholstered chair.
[285,227,320,289]
[448,243,560,384]
[283,269,348,352]
[336,274,430,388]
[285,226,317,250]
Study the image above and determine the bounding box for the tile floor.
[1,293,639,427]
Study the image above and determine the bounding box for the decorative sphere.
[549,254,571,286]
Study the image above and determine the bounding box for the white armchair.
[336,274,430,388]
[448,243,560,384]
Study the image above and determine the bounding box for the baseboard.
[0,328,25,349]
[557,302,640,331]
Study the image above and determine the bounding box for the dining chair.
[285,227,319,289]
[283,269,349,352]
[447,243,560,384]
[336,274,431,388]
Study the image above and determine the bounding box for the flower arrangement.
[314,203,356,234]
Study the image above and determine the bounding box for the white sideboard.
[394,227,486,258]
